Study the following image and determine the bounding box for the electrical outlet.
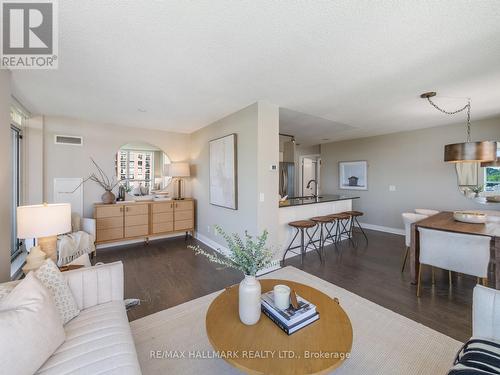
[259,193,265,202]
[389,185,396,192]
[207,225,210,233]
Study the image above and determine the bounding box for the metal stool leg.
[355,217,368,241]
[305,226,322,262]
[300,228,305,266]
[282,228,299,265]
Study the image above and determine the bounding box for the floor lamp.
[17,203,72,262]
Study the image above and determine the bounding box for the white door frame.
[299,154,321,196]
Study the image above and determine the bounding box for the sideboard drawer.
[152,202,174,213]
[174,201,194,211]
[153,212,174,223]
[175,219,193,231]
[97,216,123,230]
[125,225,149,238]
[125,214,148,227]
[152,222,174,234]
[96,227,123,242]
[95,205,123,219]
[125,204,149,216]
[175,210,192,221]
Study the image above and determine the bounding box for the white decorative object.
[35,259,80,324]
[0,273,65,375]
[453,210,487,224]
[209,133,237,209]
[54,177,84,217]
[238,275,261,325]
[273,284,291,310]
[22,245,47,274]
[339,160,368,190]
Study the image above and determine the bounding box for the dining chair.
[416,228,491,297]
[414,208,440,216]
[401,213,428,272]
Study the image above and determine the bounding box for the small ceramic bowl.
[453,211,487,224]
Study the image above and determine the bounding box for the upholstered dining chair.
[401,213,428,272]
[416,228,491,297]
[415,208,440,216]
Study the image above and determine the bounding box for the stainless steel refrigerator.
[279,162,295,198]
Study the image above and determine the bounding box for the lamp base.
[37,235,57,262]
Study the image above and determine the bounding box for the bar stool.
[310,216,336,257]
[329,213,354,245]
[282,220,321,266]
[344,210,368,242]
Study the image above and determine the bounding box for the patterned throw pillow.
[35,259,80,324]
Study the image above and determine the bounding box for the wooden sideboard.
[94,199,195,245]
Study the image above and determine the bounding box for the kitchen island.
[279,195,360,259]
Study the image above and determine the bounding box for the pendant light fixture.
[420,92,497,163]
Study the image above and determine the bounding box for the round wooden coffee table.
[206,279,353,375]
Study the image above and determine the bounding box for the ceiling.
[11,1,500,141]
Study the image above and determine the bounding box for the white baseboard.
[194,232,281,276]
[357,222,404,236]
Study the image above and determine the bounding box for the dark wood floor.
[95,229,479,342]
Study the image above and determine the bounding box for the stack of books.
[261,291,319,335]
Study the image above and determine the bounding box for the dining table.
[410,211,500,289]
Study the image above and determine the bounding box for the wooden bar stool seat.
[344,210,363,217]
[282,220,321,266]
[289,220,317,229]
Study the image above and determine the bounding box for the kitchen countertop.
[279,194,360,207]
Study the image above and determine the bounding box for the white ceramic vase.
[239,275,261,325]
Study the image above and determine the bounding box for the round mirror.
[455,146,500,204]
[115,142,171,199]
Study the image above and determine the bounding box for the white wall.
[190,101,281,251]
[321,116,500,230]
[0,71,12,282]
[41,116,191,217]
[257,102,280,247]
[190,103,259,245]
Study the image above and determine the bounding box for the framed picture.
[209,133,238,209]
[339,161,368,190]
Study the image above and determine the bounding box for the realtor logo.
[1,0,58,69]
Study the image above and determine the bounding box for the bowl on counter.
[453,211,487,224]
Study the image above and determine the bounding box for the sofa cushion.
[35,259,80,324]
[448,338,500,374]
[0,273,66,375]
[36,301,141,375]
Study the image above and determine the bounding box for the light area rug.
[130,266,462,375]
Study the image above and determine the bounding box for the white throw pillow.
[35,259,80,324]
[71,212,81,232]
[0,273,65,375]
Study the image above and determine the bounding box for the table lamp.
[17,203,72,262]
[167,162,190,200]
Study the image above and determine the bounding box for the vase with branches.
[188,225,277,325]
[74,158,120,204]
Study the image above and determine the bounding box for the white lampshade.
[167,162,191,177]
[17,203,72,239]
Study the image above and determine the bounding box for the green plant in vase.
[188,225,278,325]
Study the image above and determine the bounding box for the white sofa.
[31,261,142,374]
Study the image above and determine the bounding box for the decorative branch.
[68,157,119,193]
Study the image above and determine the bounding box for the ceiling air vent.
[54,135,83,146]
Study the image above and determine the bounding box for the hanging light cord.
[426,97,471,142]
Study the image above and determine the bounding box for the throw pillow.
[0,272,65,375]
[35,258,80,324]
[448,338,500,374]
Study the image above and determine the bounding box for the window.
[11,125,22,260]
[485,166,500,192]
[116,150,155,194]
